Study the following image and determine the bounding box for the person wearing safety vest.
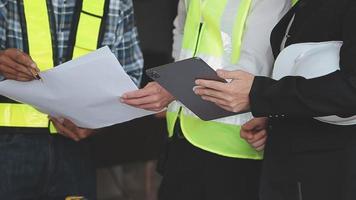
[0,0,142,199]
[122,0,293,199]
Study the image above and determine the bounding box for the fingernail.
[192,86,198,92]
[195,80,200,85]
[119,98,124,103]
[31,63,40,71]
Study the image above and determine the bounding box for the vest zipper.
[193,22,204,57]
[178,23,203,117]
[178,22,203,119]
[177,106,183,118]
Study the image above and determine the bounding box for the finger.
[51,118,80,141]
[154,111,167,118]
[1,73,17,80]
[255,144,265,152]
[121,94,161,106]
[122,89,153,99]
[15,76,33,82]
[63,118,93,140]
[2,51,35,76]
[76,129,93,140]
[216,103,235,112]
[216,70,243,80]
[22,53,40,72]
[240,130,255,140]
[250,135,267,148]
[63,118,77,130]
[243,118,268,131]
[194,87,229,100]
[243,121,259,131]
[7,71,33,80]
[192,85,204,91]
[9,58,34,77]
[8,49,37,70]
[63,119,85,139]
[252,139,267,152]
[199,95,230,107]
[50,118,67,137]
[247,130,267,143]
[195,79,227,92]
[0,63,33,79]
[135,103,167,112]
[122,83,160,99]
[2,72,33,81]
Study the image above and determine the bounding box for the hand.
[0,48,39,81]
[121,82,175,112]
[194,70,254,113]
[240,117,268,151]
[154,111,167,119]
[50,117,95,142]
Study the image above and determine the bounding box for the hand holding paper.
[121,82,175,112]
[0,46,155,129]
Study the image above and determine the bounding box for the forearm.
[250,71,356,118]
[0,6,6,50]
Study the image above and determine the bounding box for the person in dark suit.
[193,0,356,199]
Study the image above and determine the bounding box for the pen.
[29,67,42,80]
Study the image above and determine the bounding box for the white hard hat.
[272,41,356,125]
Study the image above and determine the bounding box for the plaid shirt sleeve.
[0,0,7,50]
[104,0,144,87]
[0,0,7,80]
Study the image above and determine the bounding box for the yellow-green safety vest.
[0,0,107,133]
[167,0,296,159]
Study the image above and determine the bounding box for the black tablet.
[146,57,239,121]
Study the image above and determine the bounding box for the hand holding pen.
[0,48,41,81]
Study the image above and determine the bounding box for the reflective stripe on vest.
[73,0,106,58]
[24,1,53,71]
[0,0,106,132]
[167,0,294,159]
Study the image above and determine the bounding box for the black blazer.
[250,0,356,199]
[251,0,356,118]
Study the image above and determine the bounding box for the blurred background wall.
[93,0,179,199]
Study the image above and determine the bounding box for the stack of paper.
[0,46,155,129]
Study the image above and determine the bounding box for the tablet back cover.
[146,57,238,121]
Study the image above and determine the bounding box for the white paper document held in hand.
[0,46,155,129]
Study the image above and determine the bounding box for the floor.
[97,161,161,200]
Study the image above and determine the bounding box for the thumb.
[216,69,237,79]
[242,120,260,132]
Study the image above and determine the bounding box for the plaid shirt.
[0,0,143,85]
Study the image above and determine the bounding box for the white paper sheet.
[0,46,155,129]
